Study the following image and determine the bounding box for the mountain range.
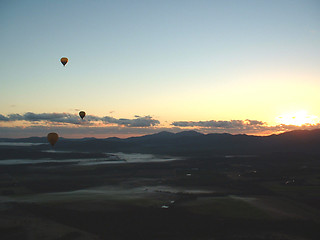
[1,129,320,156]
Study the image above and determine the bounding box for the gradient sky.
[1,0,320,138]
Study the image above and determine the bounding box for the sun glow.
[276,110,319,126]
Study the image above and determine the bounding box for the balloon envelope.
[79,111,86,119]
[60,57,68,66]
[47,132,59,146]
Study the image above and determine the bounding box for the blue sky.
[1,0,320,137]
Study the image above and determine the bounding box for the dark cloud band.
[0,112,160,128]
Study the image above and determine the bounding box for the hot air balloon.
[47,132,59,146]
[79,111,86,119]
[60,57,68,66]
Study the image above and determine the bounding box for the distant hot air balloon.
[47,132,59,146]
[60,57,68,66]
[79,111,86,119]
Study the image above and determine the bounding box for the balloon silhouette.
[79,111,86,119]
[60,57,68,66]
[47,132,59,146]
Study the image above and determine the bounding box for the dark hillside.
[1,129,320,156]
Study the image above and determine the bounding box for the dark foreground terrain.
[1,150,320,240]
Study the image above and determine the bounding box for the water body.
[0,142,44,146]
[0,152,182,166]
[106,152,180,164]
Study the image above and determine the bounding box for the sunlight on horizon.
[276,110,319,126]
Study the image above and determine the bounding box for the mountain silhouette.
[1,129,320,156]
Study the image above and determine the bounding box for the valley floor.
[1,153,320,240]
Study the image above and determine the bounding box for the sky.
[1,0,320,138]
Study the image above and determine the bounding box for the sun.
[276,110,318,126]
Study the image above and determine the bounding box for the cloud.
[102,115,160,127]
[171,119,265,129]
[25,112,80,124]
[1,112,80,124]
[0,114,10,121]
[245,120,264,126]
[0,112,160,128]
[171,119,320,135]
[1,112,320,138]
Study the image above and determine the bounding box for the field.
[1,153,320,240]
